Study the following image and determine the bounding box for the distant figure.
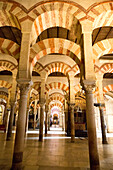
[54,119,56,127]
[50,120,52,127]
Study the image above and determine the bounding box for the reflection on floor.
[0,126,113,170]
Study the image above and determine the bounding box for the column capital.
[40,102,45,108]
[83,80,96,93]
[69,103,75,109]
[45,105,48,112]
[17,79,32,95]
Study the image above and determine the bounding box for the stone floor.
[0,126,113,170]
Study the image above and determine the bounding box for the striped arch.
[33,62,43,74]
[87,2,113,24]
[0,60,17,74]
[30,38,81,67]
[31,82,40,93]
[0,10,21,29]
[103,84,113,93]
[30,2,85,42]
[95,63,113,74]
[0,38,20,60]
[50,102,62,110]
[0,1,27,25]
[93,38,113,59]
[45,82,69,94]
[0,95,8,103]
[0,80,12,90]
[44,62,80,76]
[49,94,64,104]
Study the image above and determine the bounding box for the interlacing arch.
[0,38,20,60]
[0,1,27,25]
[0,80,12,90]
[0,95,8,103]
[31,82,40,93]
[95,63,113,74]
[45,82,69,94]
[49,93,64,104]
[44,62,80,76]
[50,102,62,110]
[30,1,85,42]
[87,1,113,24]
[93,38,113,60]
[0,10,21,29]
[103,84,113,93]
[33,62,43,74]
[0,60,17,74]
[30,38,81,67]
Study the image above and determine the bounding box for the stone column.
[7,101,16,140]
[39,74,46,142]
[25,107,29,134]
[39,103,45,141]
[38,106,40,125]
[48,112,50,131]
[7,77,17,140]
[64,99,68,133]
[70,103,75,142]
[69,72,75,142]
[25,90,30,134]
[33,99,37,130]
[62,106,65,131]
[45,110,47,134]
[59,112,62,127]
[84,80,100,170]
[45,93,48,134]
[99,107,107,144]
[4,106,10,133]
[96,73,107,144]
[12,81,31,170]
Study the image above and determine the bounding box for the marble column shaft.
[70,104,75,142]
[48,113,50,131]
[7,102,16,140]
[96,74,107,144]
[85,82,100,170]
[7,78,17,140]
[39,77,46,141]
[39,103,45,141]
[69,74,75,142]
[99,107,108,144]
[45,111,47,134]
[64,100,68,133]
[12,82,30,170]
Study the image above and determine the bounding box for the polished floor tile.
[0,127,113,170]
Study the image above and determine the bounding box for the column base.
[91,164,100,170]
[45,129,47,134]
[71,136,75,143]
[102,140,108,144]
[11,163,23,170]
[39,134,43,142]
[7,133,12,141]
[12,152,23,170]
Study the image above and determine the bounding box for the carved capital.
[17,80,32,95]
[83,80,95,94]
[69,103,75,109]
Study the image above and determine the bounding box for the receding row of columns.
[2,77,108,170]
[2,20,108,170]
